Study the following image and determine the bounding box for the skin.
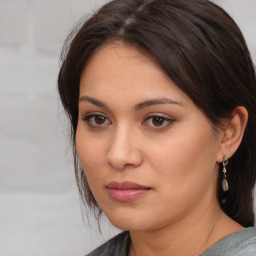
[76,42,246,256]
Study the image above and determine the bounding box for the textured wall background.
[0,0,255,256]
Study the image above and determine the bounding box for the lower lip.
[107,188,150,202]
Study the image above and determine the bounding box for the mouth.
[106,181,152,202]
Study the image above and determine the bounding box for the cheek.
[76,124,105,174]
[75,126,108,200]
[147,127,218,192]
[142,133,218,225]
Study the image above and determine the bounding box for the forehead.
[79,42,191,105]
[82,42,160,83]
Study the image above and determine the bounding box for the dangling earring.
[222,156,229,192]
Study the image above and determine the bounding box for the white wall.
[0,0,108,55]
[0,1,255,256]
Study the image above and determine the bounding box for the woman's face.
[76,42,223,231]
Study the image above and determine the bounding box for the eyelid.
[79,112,174,129]
[80,112,112,127]
[80,111,107,119]
[142,114,174,128]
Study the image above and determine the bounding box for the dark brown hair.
[58,0,256,227]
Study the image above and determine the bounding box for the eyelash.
[81,113,174,129]
[142,115,174,128]
[81,113,111,128]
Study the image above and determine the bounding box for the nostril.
[106,148,143,170]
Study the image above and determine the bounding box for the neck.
[128,197,242,256]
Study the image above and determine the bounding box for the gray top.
[86,227,256,256]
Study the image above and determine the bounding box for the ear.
[216,106,248,162]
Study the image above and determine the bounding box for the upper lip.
[106,181,151,190]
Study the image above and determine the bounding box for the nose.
[106,126,143,170]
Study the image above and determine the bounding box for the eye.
[82,114,111,127]
[143,115,174,128]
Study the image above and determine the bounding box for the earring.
[222,156,229,192]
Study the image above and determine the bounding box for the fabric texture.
[86,232,130,256]
[85,227,256,256]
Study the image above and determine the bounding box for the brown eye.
[143,115,174,128]
[95,115,106,125]
[83,114,111,127]
[152,117,165,126]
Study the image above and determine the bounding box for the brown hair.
[58,0,256,226]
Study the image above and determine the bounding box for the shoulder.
[85,231,130,256]
[202,227,256,256]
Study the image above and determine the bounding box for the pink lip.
[106,181,151,202]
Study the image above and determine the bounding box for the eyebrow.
[79,96,107,108]
[79,96,184,110]
[135,98,184,110]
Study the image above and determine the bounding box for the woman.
[58,0,256,255]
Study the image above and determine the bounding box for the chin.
[105,213,139,231]
[109,220,146,231]
[103,209,155,232]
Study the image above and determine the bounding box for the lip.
[106,181,151,202]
